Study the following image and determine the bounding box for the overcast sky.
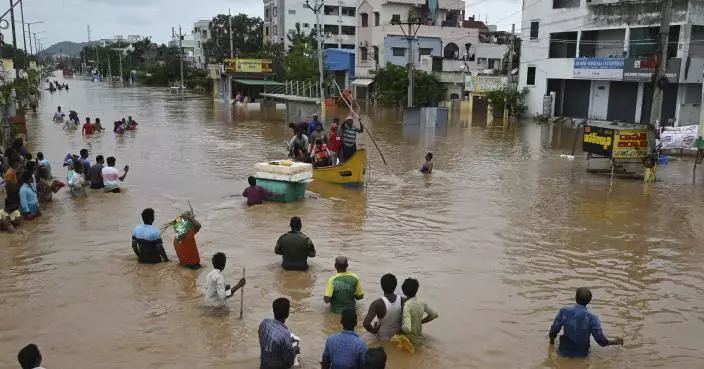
[18,0,521,49]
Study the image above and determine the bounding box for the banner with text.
[573,58,624,80]
[224,59,274,73]
[582,125,614,157]
[623,57,681,82]
[613,129,649,159]
[464,75,507,92]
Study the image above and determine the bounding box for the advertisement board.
[224,58,274,73]
[660,125,698,150]
[573,58,624,80]
[464,75,507,92]
[583,125,614,157]
[613,129,649,159]
[623,57,681,82]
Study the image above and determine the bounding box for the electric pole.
[9,0,18,76]
[179,25,185,89]
[305,0,325,120]
[647,0,672,182]
[504,23,515,121]
[228,9,233,101]
[393,18,422,107]
[19,0,25,52]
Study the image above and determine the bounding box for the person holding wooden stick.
[173,213,202,269]
[204,252,246,309]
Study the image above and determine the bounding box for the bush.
[485,87,529,118]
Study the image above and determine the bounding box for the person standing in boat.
[307,114,324,137]
[340,116,363,162]
[328,119,343,165]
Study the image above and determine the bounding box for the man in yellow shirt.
[401,278,438,347]
[324,256,364,313]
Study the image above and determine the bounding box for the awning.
[233,79,284,86]
[351,78,374,86]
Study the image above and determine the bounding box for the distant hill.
[43,41,90,56]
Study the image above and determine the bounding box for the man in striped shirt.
[259,297,297,369]
[340,116,363,162]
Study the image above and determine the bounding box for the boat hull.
[313,149,367,186]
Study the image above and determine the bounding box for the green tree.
[251,42,286,81]
[203,13,264,62]
[285,24,318,81]
[373,64,446,107]
[485,87,529,117]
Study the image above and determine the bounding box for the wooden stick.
[332,80,388,166]
[239,267,245,320]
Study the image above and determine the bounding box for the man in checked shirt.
[259,298,298,369]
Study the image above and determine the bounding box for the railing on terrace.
[264,80,322,99]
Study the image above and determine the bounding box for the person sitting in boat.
[311,138,331,168]
[289,130,309,162]
[289,121,309,136]
[52,106,65,123]
[308,124,328,152]
[420,152,433,174]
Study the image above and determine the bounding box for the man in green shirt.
[401,278,438,347]
[324,256,364,313]
[275,216,316,271]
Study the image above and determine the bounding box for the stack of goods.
[254,160,312,182]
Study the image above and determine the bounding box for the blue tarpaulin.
[324,48,355,77]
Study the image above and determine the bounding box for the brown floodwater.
[1,76,703,369]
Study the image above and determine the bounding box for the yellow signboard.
[613,129,649,159]
[224,58,273,73]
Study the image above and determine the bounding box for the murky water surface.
[1,77,703,368]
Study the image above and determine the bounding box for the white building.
[354,0,509,101]
[168,28,196,65]
[263,0,357,50]
[519,0,704,125]
[192,20,211,69]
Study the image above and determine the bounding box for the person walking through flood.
[274,216,316,271]
[19,172,40,220]
[17,343,45,369]
[324,256,364,313]
[82,117,95,135]
[204,252,246,309]
[243,176,278,206]
[398,278,438,349]
[131,208,169,264]
[102,156,129,193]
[52,106,65,122]
[173,212,202,269]
[420,152,433,174]
[363,273,403,341]
[258,297,298,369]
[321,309,368,369]
[549,287,624,357]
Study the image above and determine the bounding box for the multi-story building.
[192,20,211,69]
[263,0,357,50]
[519,0,704,125]
[354,0,509,101]
[168,28,196,65]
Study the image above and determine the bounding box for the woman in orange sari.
[173,214,202,269]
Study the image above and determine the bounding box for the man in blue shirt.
[549,287,623,357]
[259,297,297,369]
[307,114,324,137]
[131,208,169,264]
[322,309,367,369]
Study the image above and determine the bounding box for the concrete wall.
[286,101,320,124]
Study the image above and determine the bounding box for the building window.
[324,5,339,16]
[273,7,277,17]
[361,13,368,27]
[196,41,201,48]
[342,6,356,16]
[265,9,270,19]
[288,9,295,14]
[530,21,539,40]
[324,24,339,34]
[553,0,580,8]
[392,47,406,57]
[419,48,432,56]
[360,47,368,61]
[373,46,379,64]
[527,66,536,85]
[202,30,207,39]
[273,25,278,35]
[391,14,401,24]
[374,12,380,26]
[303,23,310,28]
[341,26,355,35]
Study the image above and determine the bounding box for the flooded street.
[1,77,704,369]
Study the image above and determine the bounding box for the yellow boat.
[313,148,367,186]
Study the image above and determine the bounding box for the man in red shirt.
[82,117,95,135]
[328,119,343,165]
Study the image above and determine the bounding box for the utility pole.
[18,0,25,52]
[647,0,672,183]
[27,23,32,54]
[179,25,185,89]
[305,0,325,120]
[228,9,233,101]
[393,18,422,107]
[504,23,515,122]
[9,0,18,76]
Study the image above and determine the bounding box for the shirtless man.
[363,273,403,341]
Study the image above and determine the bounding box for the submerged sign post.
[573,58,624,80]
[613,129,649,159]
[583,125,614,157]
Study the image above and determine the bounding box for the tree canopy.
[373,64,446,107]
[284,24,319,81]
[203,13,264,62]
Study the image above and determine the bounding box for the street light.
[112,44,134,86]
